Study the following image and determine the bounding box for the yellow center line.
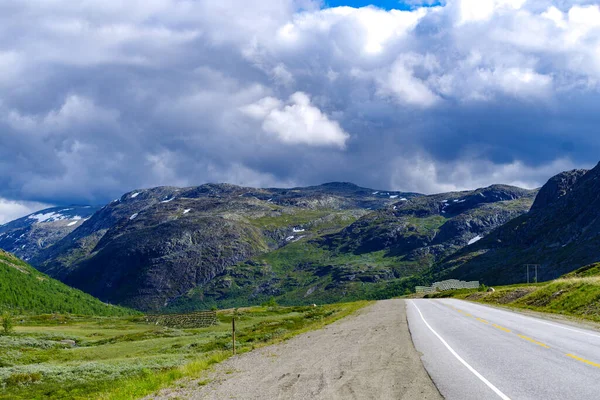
[517,334,550,349]
[476,318,489,324]
[566,354,600,368]
[492,324,511,333]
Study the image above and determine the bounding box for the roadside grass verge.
[1,301,370,400]
[426,272,600,323]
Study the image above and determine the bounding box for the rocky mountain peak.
[530,169,589,211]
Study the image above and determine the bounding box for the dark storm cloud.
[0,0,599,221]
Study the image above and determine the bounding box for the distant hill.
[0,250,135,316]
[0,205,100,262]
[434,166,600,285]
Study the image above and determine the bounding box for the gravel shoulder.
[147,299,441,400]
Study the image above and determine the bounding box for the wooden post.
[232,315,236,355]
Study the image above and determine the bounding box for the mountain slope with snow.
[0,205,99,262]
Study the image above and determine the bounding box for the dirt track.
[148,299,441,400]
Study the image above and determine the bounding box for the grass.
[405,215,447,235]
[0,301,369,399]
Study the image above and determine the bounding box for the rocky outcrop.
[530,169,588,211]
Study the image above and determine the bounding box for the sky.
[1,0,599,223]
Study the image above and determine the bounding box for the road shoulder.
[146,299,442,400]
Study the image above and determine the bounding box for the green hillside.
[0,250,136,316]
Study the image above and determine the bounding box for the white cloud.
[391,154,583,194]
[0,199,51,225]
[378,53,441,106]
[455,0,526,25]
[241,92,350,148]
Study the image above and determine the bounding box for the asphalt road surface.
[407,299,600,400]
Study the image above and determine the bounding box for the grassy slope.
[427,262,600,323]
[0,301,369,400]
[0,251,135,317]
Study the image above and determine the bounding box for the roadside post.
[232,313,236,355]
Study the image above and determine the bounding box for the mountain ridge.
[433,166,600,284]
[0,180,552,311]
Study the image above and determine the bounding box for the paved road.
[407,299,600,400]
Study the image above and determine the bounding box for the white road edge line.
[410,301,511,400]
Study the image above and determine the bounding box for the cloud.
[241,92,350,148]
[377,53,441,106]
[0,0,598,212]
[390,154,584,194]
[0,199,50,225]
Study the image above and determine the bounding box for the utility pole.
[524,264,540,284]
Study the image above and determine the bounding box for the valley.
[4,165,600,399]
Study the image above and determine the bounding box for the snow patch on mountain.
[468,235,483,245]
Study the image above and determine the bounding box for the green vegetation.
[0,250,135,317]
[166,236,428,312]
[427,263,600,323]
[248,208,364,238]
[405,215,447,235]
[1,313,13,335]
[0,301,368,399]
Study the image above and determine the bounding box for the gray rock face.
[322,185,537,262]
[530,169,588,211]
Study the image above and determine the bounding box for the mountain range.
[0,181,535,311]
[3,164,600,312]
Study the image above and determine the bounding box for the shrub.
[1,312,14,335]
[261,297,278,308]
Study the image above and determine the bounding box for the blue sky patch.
[323,0,444,10]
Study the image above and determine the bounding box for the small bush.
[261,297,278,308]
[2,312,14,335]
[6,372,42,387]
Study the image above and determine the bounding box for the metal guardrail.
[416,279,480,293]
